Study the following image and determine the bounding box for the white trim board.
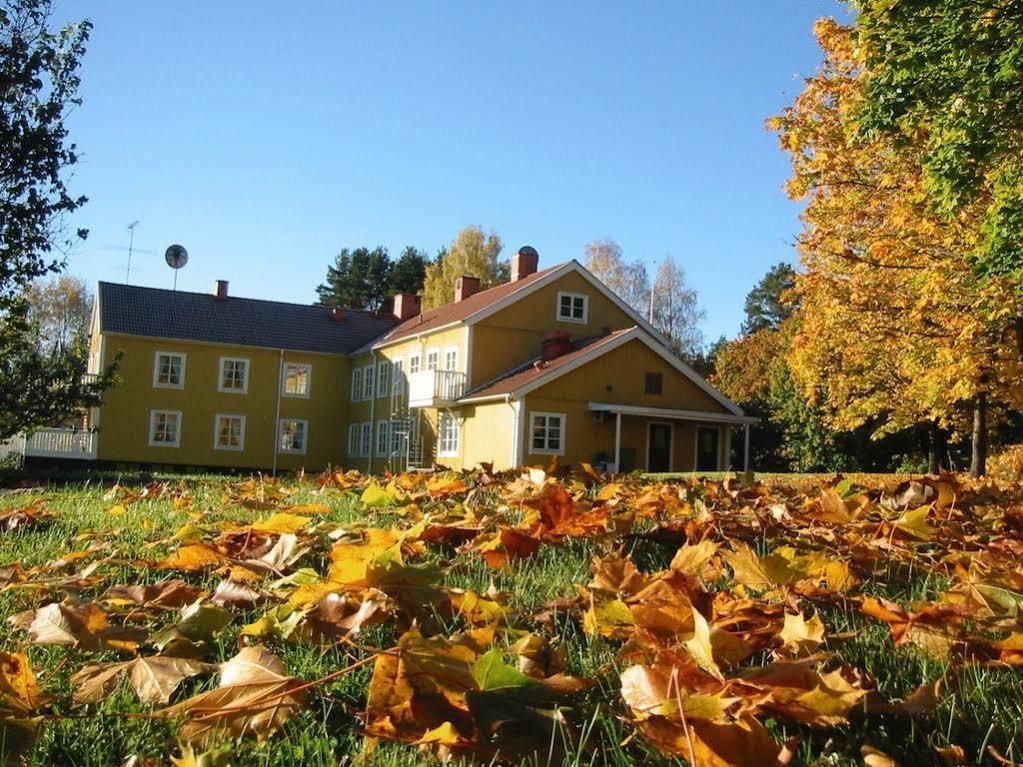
[588,402,758,426]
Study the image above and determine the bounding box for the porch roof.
[587,401,758,426]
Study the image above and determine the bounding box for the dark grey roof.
[98,282,397,355]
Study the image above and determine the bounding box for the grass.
[1,472,1021,766]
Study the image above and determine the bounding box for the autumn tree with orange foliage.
[771,19,1023,477]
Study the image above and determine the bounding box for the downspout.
[508,394,523,469]
[367,349,377,475]
[272,349,284,475]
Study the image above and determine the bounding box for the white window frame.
[347,423,359,456]
[376,360,390,398]
[390,419,402,454]
[360,422,372,457]
[426,349,439,371]
[437,412,460,457]
[442,347,458,372]
[408,353,421,376]
[218,357,250,394]
[556,291,589,324]
[529,411,566,456]
[352,367,363,401]
[153,351,186,389]
[279,418,308,455]
[362,364,375,400]
[282,363,312,398]
[148,409,182,448]
[392,357,405,395]
[376,420,390,455]
[213,413,246,451]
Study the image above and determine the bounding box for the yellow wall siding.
[96,334,349,470]
[470,270,638,387]
[441,400,517,471]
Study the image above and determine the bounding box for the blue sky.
[55,1,847,341]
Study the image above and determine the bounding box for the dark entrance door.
[647,423,672,472]
[696,426,719,472]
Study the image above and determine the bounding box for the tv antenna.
[125,221,140,283]
[164,244,189,291]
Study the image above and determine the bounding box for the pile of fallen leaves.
[2,467,1023,765]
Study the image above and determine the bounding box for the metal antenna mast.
[126,221,140,283]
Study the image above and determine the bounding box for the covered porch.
[587,402,758,473]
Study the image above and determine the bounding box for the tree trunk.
[971,393,988,478]
[927,421,943,475]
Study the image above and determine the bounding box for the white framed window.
[557,291,588,324]
[347,423,359,456]
[351,367,363,401]
[219,357,250,394]
[279,418,308,454]
[392,358,405,395]
[362,364,375,400]
[376,420,389,455]
[426,350,439,371]
[408,353,421,376]
[438,412,460,457]
[283,363,312,398]
[390,420,402,454]
[148,409,181,448]
[153,351,186,389]
[530,412,565,455]
[360,422,372,457]
[213,414,245,451]
[443,347,458,371]
[376,360,390,398]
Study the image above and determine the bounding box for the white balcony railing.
[407,369,466,408]
[24,428,97,460]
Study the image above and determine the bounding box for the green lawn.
[1,471,1021,766]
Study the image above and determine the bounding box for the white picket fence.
[1,429,97,461]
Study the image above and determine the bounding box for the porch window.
[149,410,181,447]
[219,357,249,394]
[214,414,245,451]
[283,363,312,397]
[153,352,186,389]
[443,347,457,371]
[351,368,363,401]
[376,360,390,398]
[390,420,402,454]
[408,353,421,376]
[557,292,588,324]
[426,349,439,371]
[438,412,460,457]
[530,412,565,455]
[279,419,307,454]
[392,358,405,395]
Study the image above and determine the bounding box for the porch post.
[614,412,622,474]
[743,424,751,472]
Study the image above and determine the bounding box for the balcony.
[24,428,97,460]
[408,369,466,408]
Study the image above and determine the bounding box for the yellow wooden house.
[41,247,753,473]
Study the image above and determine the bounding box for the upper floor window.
[283,363,312,398]
[149,409,181,448]
[392,358,405,395]
[530,411,565,455]
[557,291,588,324]
[426,350,439,371]
[644,372,663,395]
[362,364,375,399]
[153,352,186,389]
[219,357,249,394]
[351,367,363,401]
[214,414,245,451]
[443,347,457,371]
[408,353,421,376]
[438,412,460,457]
[279,418,307,454]
[376,360,390,398]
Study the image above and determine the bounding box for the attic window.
[557,291,588,324]
[645,372,663,395]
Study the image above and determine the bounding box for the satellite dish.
[165,244,189,269]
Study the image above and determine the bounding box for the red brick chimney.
[455,275,481,302]
[214,280,229,301]
[511,246,539,282]
[393,292,420,320]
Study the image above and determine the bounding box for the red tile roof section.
[460,328,635,399]
[373,263,565,346]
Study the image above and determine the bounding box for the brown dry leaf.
[0,652,48,762]
[71,656,212,704]
[777,611,826,657]
[158,544,227,572]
